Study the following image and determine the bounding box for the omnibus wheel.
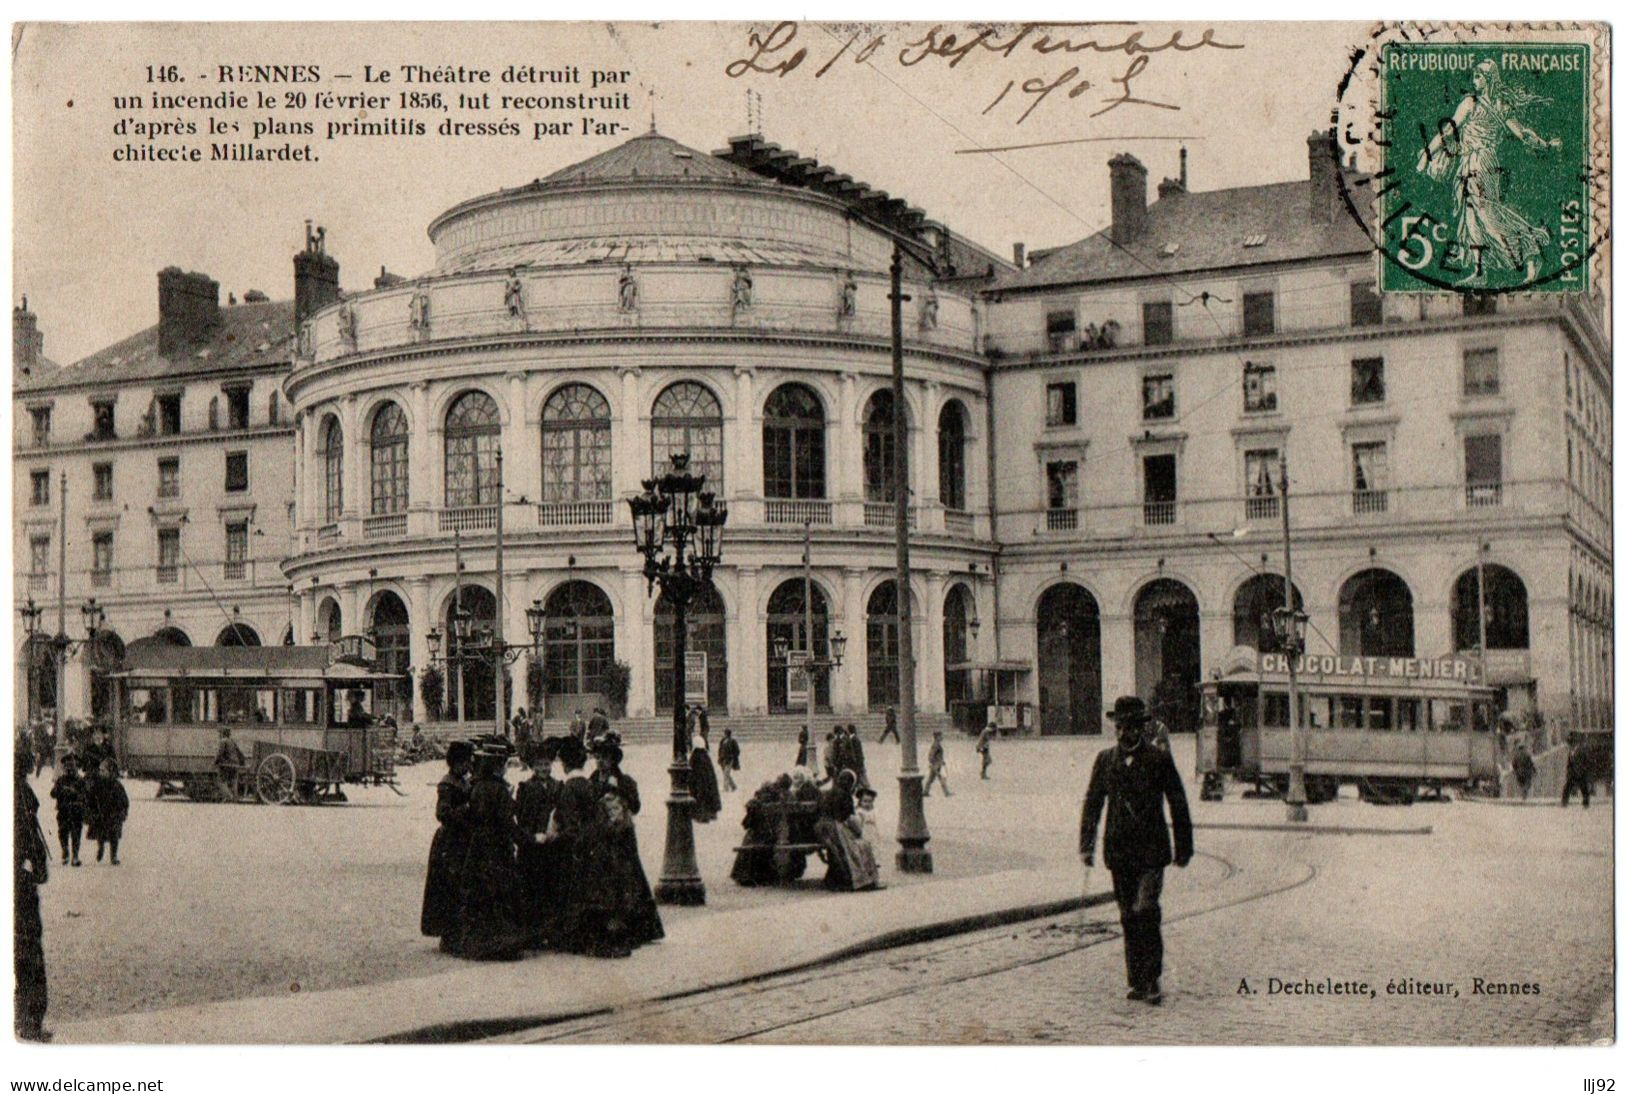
[256,753,298,805]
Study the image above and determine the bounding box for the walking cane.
[1080,863,1096,926]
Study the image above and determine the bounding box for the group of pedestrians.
[421,730,663,962]
[820,724,869,790]
[31,725,129,868]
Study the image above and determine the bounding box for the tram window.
[1301,694,1331,730]
[1262,692,1289,727]
[185,687,221,724]
[1431,699,1467,732]
[334,688,375,726]
[1368,697,1394,731]
[1397,699,1421,732]
[280,689,321,725]
[131,687,168,724]
[221,688,263,724]
[1337,695,1364,730]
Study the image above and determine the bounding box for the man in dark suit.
[1080,695,1194,1006]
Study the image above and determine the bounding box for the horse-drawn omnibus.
[1196,648,1499,804]
[111,644,399,804]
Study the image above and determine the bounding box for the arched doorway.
[1338,569,1415,657]
[1037,583,1103,735]
[1134,579,1202,732]
[445,585,498,723]
[766,579,830,713]
[370,591,412,721]
[86,631,125,723]
[216,622,261,646]
[1231,574,1305,653]
[544,581,616,716]
[866,580,918,711]
[655,583,728,713]
[152,626,191,647]
[1452,564,1531,651]
[943,584,974,707]
[316,598,342,644]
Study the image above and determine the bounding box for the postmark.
[1331,24,1607,295]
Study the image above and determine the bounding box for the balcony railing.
[440,506,497,533]
[864,502,916,529]
[537,500,615,527]
[317,523,341,545]
[223,560,247,581]
[1245,495,1280,521]
[1465,482,1503,508]
[364,512,408,539]
[156,564,178,584]
[765,499,832,525]
[1143,500,1177,526]
[945,509,975,536]
[1352,489,1388,515]
[27,573,48,593]
[1045,508,1079,531]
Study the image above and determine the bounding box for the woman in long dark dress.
[589,744,664,951]
[451,747,527,961]
[814,769,877,891]
[84,759,129,865]
[794,725,810,768]
[421,741,474,949]
[515,736,566,948]
[731,776,788,886]
[687,707,722,824]
[553,737,631,958]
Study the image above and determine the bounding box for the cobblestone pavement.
[514,799,1613,1046]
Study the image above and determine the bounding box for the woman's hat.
[1106,695,1149,726]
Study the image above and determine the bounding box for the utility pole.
[803,520,817,770]
[1280,455,1308,823]
[890,243,931,872]
[56,470,67,736]
[1476,540,1491,685]
[453,529,465,725]
[494,447,507,737]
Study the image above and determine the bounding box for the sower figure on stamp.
[1080,696,1194,1007]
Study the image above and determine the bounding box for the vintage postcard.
[7,17,1614,1065]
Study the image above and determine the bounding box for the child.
[50,755,87,866]
[86,759,129,865]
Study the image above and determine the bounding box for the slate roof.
[993,179,1374,294]
[537,130,772,189]
[18,299,295,393]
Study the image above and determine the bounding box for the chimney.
[1180,146,1188,188]
[13,295,43,372]
[1307,129,1342,224]
[374,265,406,290]
[1108,153,1149,245]
[158,267,221,358]
[1012,242,1026,269]
[1159,147,1189,200]
[294,221,341,325]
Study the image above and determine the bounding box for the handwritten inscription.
[726,22,1243,126]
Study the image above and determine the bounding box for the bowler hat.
[1106,695,1149,726]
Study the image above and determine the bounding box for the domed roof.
[535,129,770,190]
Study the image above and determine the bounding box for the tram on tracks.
[111,643,400,804]
[1196,648,1499,804]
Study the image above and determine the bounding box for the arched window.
[444,391,500,508]
[766,579,830,712]
[867,580,917,710]
[938,400,967,510]
[651,382,724,491]
[943,584,974,705]
[320,416,344,523]
[1453,564,1531,650]
[1338,569,1415,657]
[863,391,905,503]
[763,384,825,499]
[545,581,616,700]
[1231,574,1305,653]
[369,402,409,516]
[656,584,728,712]
[542,384,612,502]
[1134,579,1202,732]
[443,586,497,722]
[1037,583,1103,735]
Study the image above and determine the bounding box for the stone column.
[341,394,361,527]
[506,371,539,508]
[1098,607,1136,713]
[298,589,317,646]
[729,366,759,524]
[922,570,946,714]
[920,380,942,509]
[835,372,861,526]
[616,367,643,501]
[291,412,304,535]
[408,576,431,718]
[338,581,360,639]
[733,566,761,714]
[620,566,654,718]
[841,566,868,714]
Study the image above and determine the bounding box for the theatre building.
[279,130,1006,726]
[981,132,1612,737]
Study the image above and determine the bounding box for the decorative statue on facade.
[337,298,357,348]
[920,288,940,331]
[297,321,313,359]
[731,265,753,312]
[504,270,526,325]
[208,396,219,431]
[839,273,858,318]
[1081,319,1120,350]
[618,265,639,312]
[409,286,431,340]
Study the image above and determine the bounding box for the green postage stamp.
[1377,41,1591,293]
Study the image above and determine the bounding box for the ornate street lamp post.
[19,598,43,724]
[628,452,728,906]
[423,602,546,728]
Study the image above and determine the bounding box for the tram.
[111,643,399,804]
[1196,647,1499,804]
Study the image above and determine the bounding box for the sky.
[13,21,1362,365]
